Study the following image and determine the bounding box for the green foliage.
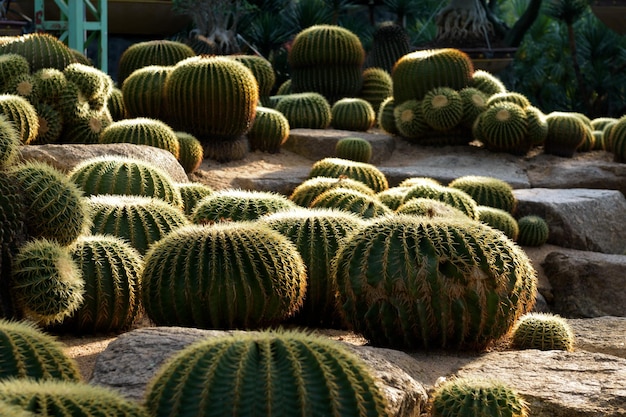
[0,319,82,382]
[430,377,529,417]
[289,175,376,207]
[191,189,296,223]
[121,65,172,120]
[259,208,366,327]
[140,222,307,329]
[144,330,388,417]
[11,239,84,326]
[332,215,537,350]
[308,157,389,193]
[448,175,518,214]
[309,187,393,219]
[174,131,204,173]
[335,136,373,163]
[274,92,332,129]
[98,117,181,159]
[331,98,376,131]
[69,155,183,209]
[86,195,189,255]
[247,106,290,153]
[511,312,575,351]
[117,39,195,84]
[0,378,149,416]
[11,161,88,246]
[516,215,550,246]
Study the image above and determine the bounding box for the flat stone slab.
[514,188,626,254]
[569,316,626,358]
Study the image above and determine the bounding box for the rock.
[514,188,626,254]
[568,316,626,359]
[283,128,396,165]
[91,327,428,417]
[541,249,626,317]
[18,143,190,183]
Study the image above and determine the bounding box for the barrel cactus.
[289,176,376,208]
[0,319,82,382]
[448,175,517,214]
[476,206,520,241]
[289,24,365,103]
[486,91,532,109]
[68,155,183,208]
[332,215,537,350]
[230,54,276,104]
[57,108,112,144]
[191,189,296,223]
[516,215,549,247]
[144,330,388,417]
[33,102,63,144]
[473,101,530,155]
[510,312,575,351]
[544,111,594,158]
[259,208,366,327]
[4,73,38,103]
[392,48,474,103]
[0,94,39,145]
[402,183,479,220]
[0,33,78,71]
[32,68,67,106]
[458,87,488,129]
[421,86,464,131]
[0,379,149,417]
[98,117,180,159]
[525,105,549,147]
[174,131,204,173]
[121,65,172,120]
[62,63,112,111]
[429,377,529,417]
[107,86,125,121]
[359,67,393,114]
[247,106,290,153]
[331,98,376,131]
[393,99,429,141]
[376,186,411,210]
[395,197,469,219]
[86,195,189,255]
[309,187,393,219]
[470,69,507,96]
[0,53,30,92]
[603,115,626,162]
[364,20,411,74]
[117,39,195,84]
[335,136,373,163]
[175,182,214,217]
[308,157,388,193]
[163,56,259,162]
[274,92,332,129]
[377,96,398,135]
[141,222,307,329]
[0,113,20,168]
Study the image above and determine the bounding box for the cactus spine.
[365,21,411,74]
[511,312,575,351]
[474,101,530,155]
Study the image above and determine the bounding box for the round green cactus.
[144,330,388,417]
[117,39,195,84]
[309,187,393,219]
[603,119,619,152]
[0,53,30,92]
[376,186,410,210]
[395,197,469,219]
[430,377,529,417]
[486,91,532,109]
[230,54,276,100]
[510,312,575,351]
[365,21,411,74]
[331,98,376,131]
[68,155,183,208]
[393,99,429,140]
[106,86,125,121]
[392,48,474,103]
[473,101,530,155]
[11,161,88,246]
[476,205,520,240]
[63,63,112,110]
[191,189,296,223]
[448,175,517,214]
[247,106,290,153]
[259,208,366,327]
[525,105,549,146]
[335,136,373,163]
[0,33,78,71]
[590,116,617,131]
[398,176,441,188]
[175,182,214,217]
[174,130,204,173]
[332,215,537,350]
[57,81,93,124]
[32,68,67,106]
[308,157,389,193]
[0,319,82,382]
[421,86,464,131]
[11,238,84,326]
[274,92,332,129]
[458,87,488,128]
[163,56,258,150]
[0,114,20,168]
[0,94,39,145]
[359,67,393,114]
[141,222,307,329]
[98,117,181,159]
[32,102,63,145]
[3,73,38,102]
[289,176,376,208]
[289,24,365,103]
[86,194,189,255]
[121,65,172,120]
[58,108,112,144]
[544,111,594,158]
[592,130,606,151]
[56,234,143,334]
[0,379,149,416]
[470,69,507,96]
[516,215,549,247]
[276,78,292,95]
[377,96,398,134]
[402,183,479,220]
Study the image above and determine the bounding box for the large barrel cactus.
[364,21,411,74]
[544,111,594,158]
[141,222,307,329]
[163,56,259,162]
[448,175,517,214]
[289,24,365,103]
[117,39,195,85]
[191,189,296,223]
[144,330,388,417]
[332,215,537,350]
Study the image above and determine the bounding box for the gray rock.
[514,188,626,254]
[18,143,190,183]
[283,128,396,165]
[542,249,626,317]
[569,316,626,359]
[91,327,428,417]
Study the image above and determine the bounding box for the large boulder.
[542,249,626,317]
[514,188,626,254]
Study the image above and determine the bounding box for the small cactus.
[544,111,593,158]
[247,106,290,153]
[289,176,376,208]
[32,68,67,106]
[458,87,488,129]
[377,96,398,135]
[230,54,276,102]
[121,65,172,120]
[470,69,507,96]
[274,92,332,129]
[106,86,125,121]
[486,91,532,109]
[308,157,388,193]
[330,98,376,131]
[393,99,429,141]
[0,54,30,92]
[516,215,549,246]
[335,136,373,163]
[33,102,63,145]
[174,130,204,173]
[0,114,20,168]
[421,86,464,131]
[476,205,520,240]
[511,312,575,351]
[191,189,296,223]
[62,63,112,110]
